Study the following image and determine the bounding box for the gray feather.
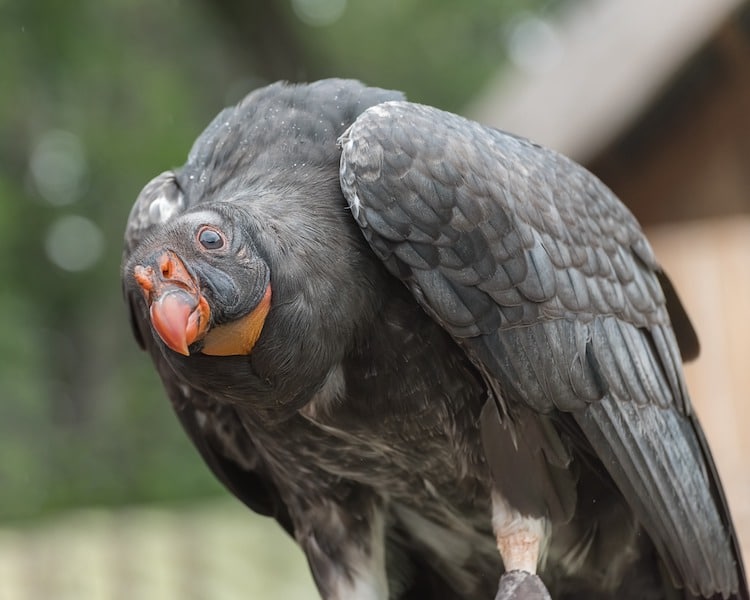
[339,99,742,597]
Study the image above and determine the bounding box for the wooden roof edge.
[466,0,745,162]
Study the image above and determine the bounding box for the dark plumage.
[122,79,747,599]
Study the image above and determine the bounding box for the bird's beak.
[133,251,210,355]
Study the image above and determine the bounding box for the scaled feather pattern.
[122,79,746,600]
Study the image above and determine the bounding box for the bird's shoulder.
[340,100,667,336]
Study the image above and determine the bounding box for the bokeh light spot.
[506,15,562,75]
[29,129,88,206]
[292,0,347,27]
[45,215,104,272]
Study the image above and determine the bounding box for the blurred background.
[1,0,748,597]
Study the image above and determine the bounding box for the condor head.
[125,206,271,357]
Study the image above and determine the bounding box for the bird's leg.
[492,490,545,573]
[491,490,551,599]
[294,492,388,600]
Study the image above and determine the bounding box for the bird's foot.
[494,570,551,600]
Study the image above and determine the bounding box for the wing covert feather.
[339,101,742,596]
[339,101,678,409]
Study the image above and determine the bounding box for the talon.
[495,570,552,600]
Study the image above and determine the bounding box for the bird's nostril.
[160,255,172,279]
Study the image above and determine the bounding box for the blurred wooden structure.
[471,0,750,571]
[588,6,750,225]
[649,219,750,548]
[0,502,318,600]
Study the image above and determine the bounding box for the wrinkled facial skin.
[126,207,271,356]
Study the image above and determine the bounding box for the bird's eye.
[198,227,225,250]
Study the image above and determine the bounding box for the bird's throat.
[201,285,272,356]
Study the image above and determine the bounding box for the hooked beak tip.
[150,290,195,355]
[133,251,211,356]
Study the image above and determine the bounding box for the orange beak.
[133,251,210,355]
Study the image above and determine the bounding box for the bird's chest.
[247,345,491,512]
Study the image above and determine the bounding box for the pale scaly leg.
[491,490,552,600]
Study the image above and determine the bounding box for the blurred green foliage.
[1,0,560,522]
